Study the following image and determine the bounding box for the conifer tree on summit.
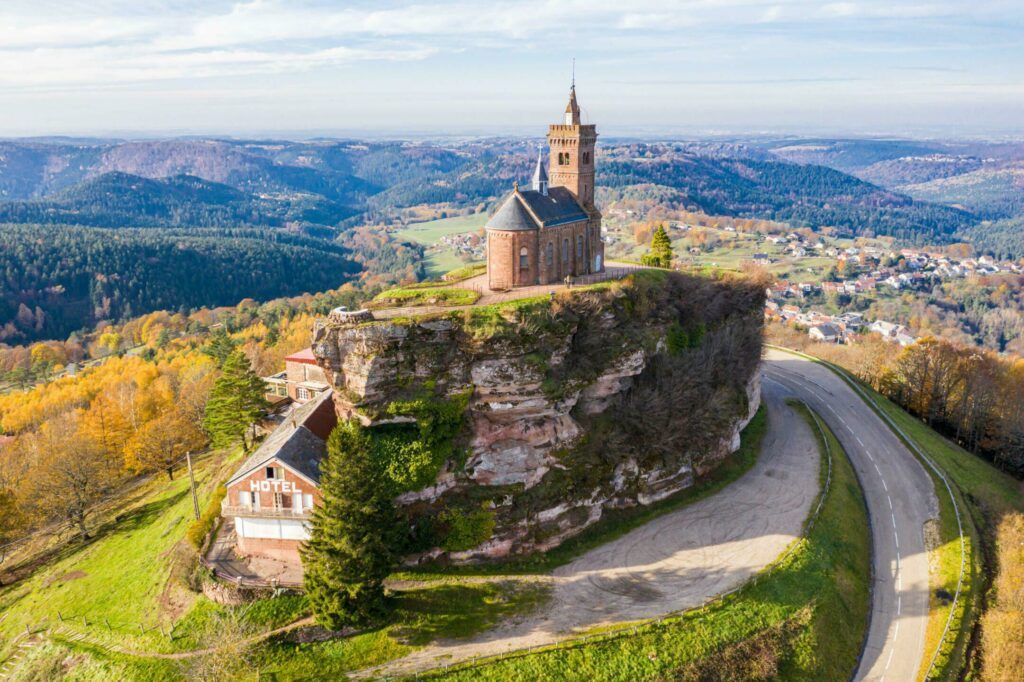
[302,420,398,629]
[202,350,269,452]
[642,223,674,268]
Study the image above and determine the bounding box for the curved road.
[356,379,821,679]
[764,349,938,681]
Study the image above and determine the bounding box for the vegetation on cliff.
[315,269,766,562]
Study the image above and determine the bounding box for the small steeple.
[564,84,580,126]
[531,148,549,195]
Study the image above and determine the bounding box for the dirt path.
[354,378,821,679]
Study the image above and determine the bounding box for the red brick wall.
[227,458,320,511]
[285,361,327,402]
[487,229,540,289]
[236,535,302,562]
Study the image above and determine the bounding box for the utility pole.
[186,451,200,520]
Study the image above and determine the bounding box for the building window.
[239,490,251,507]
[519,246,529,269]
[558,152,569,166]
[562,238,569,262]
[582,151,590,164]
[546,242,554,266]
[297,386,311,401]
[266,466,276,479]
[303,493,314,509]
[577,235,584,258]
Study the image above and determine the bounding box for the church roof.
[518,186,588,226]
[485,192,536,231]
[485,185,588,232]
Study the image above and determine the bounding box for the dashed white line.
[894,530,900,551]
[882,478,888,492]
[887,496,893,510]
[885,647,896,671]
[855,435,864,446]
[897,595,902,615]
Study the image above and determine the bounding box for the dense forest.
[598,150,974,243]
[0,225,360,342]
[0,172,357,229]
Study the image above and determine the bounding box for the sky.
[1,0,1022,138]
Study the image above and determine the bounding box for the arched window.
[562,238,569,262]
[577,235,584,258]
[546,242,554,266]
[519,246,528,269]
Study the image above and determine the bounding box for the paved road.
[764,349,938,682]
[356,379,821,679]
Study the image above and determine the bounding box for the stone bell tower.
[547,84,597,210]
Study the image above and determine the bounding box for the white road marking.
[898,595,902,615]
[885,647,896,670]
[887,496,893,510]
[882,478,888,491]
[856,436,864,446]
[891,513,897,529]
[894,530,900,551]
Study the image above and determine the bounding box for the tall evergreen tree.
[642,223,674,268]
[202,351,269,451]
[302,421,398,629]
[201,327,238,366]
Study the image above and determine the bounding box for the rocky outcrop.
[312,271,765,564]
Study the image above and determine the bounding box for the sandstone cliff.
[312,271,764,563]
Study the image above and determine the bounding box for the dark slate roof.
[227,389,337,487]
[485,192,537,231]
[518,186,588,227]
[486,186,588,232]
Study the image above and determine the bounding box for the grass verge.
[368,287,481,309]
[251,580,549,680]
[419,401,870,681]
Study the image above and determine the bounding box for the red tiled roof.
[285,347,318,365]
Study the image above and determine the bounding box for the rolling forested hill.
[0,135,1009,343]
[0,172,357,228]
[0,225,360,342]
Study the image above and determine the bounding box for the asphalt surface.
[764,349,938,682]
[356,378,822,679]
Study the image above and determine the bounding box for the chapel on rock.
[485,84,604,290]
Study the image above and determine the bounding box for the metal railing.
[220,503,311,521]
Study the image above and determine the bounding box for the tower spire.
[531,146,548,195]
[564,72,580,126]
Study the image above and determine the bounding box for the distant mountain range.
[759,138,1024,220]
[1,134,1021,344]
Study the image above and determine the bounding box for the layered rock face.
[312,272,765,563]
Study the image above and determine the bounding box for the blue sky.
[1,0,1021,137]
